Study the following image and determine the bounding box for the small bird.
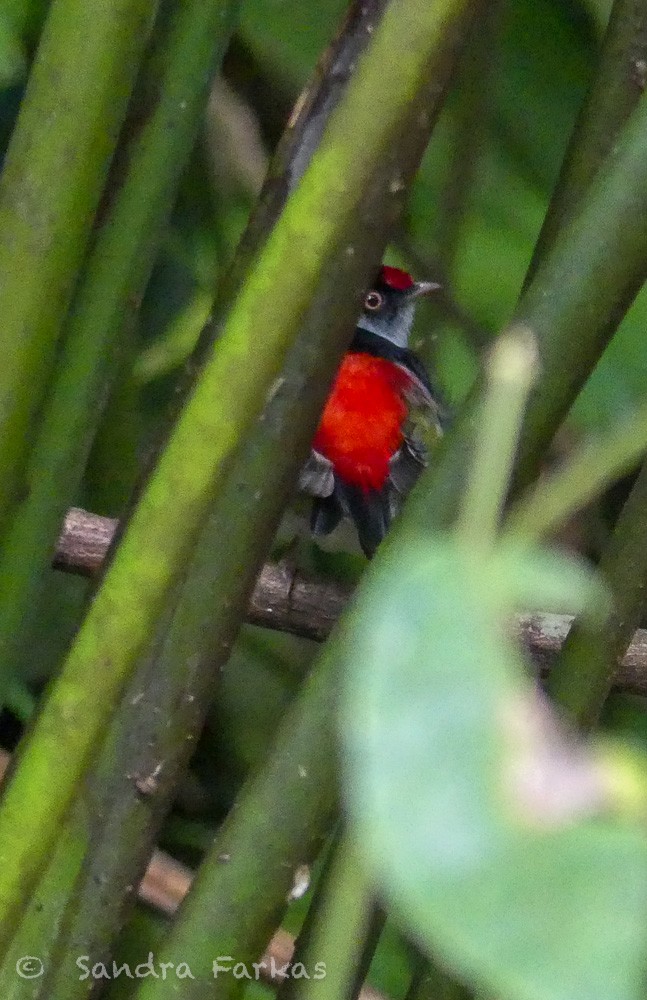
[299,265,446,557]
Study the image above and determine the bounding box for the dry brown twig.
[54,506,647,695]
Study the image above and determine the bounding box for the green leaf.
[341,538,647,1000]
[492,543,610,618]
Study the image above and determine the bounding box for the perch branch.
[54,507,647,696]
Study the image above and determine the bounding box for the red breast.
[313,352,413,492]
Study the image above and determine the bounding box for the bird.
[299,264,446,557]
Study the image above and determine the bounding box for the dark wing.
[395,351,450,434]
[340,484,391,558]
[311,491,344,538]
[388,435,427,497]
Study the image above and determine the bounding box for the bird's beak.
[407,280,441,299]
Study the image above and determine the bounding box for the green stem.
[274,837,340,1000]
[396,81,647,548]
[434,0,501,278]
[0,807,88,1000]
[133,648,339,999]
[0,0,157,537]
[2,0,49,48]
[457,328,536,554]
[290,837,374,1000]
[0,0,239,691]
[25,4,477,991]
[504,397,647,543]
[527,0,647,281]
[405,956,472,1000]
[512,86,647,491]
[277,837,384,1000]
[0,0,477,957]
[546,459,647,726]
[0,0,49,86]
[208,0,389,317]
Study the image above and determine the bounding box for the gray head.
[356,265,439,348]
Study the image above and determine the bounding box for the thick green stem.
[133,647,339,999]
[527,0,647,280]
[434,0,501,278]
[277,837,385,1000]
[505,396,647,543]
[405,957,472,1000]
[457,328,536,554]
[0,0,239,697]
[0,0,157,536]
[24,2,478,990]
[37,0,391,979]
[2,0,49,48]
[546,460,647,726]
[0,0,477,956]
[275,836,340,1000]
[38,278,369,996]
[397,81,647,548]
[0,0,49,85]
[512,87,647,490]
[290,838,374,1000]
[0,805,88,1000]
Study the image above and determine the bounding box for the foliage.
[1,1,647,1000]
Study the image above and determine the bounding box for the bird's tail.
[311,482,394,558]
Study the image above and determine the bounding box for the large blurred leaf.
[341,537,647,1000]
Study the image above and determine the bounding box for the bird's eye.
[364,290,384,311]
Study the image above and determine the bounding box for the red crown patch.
[379,265,414,291]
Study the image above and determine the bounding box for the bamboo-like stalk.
[0,0,157,537]
[290,837,374,1000]
[0,754,369,1000]
[220,0,389,298]
[0,0,479,959]
[527,0,647,281]
[456,329,537,555]
[1,6,393,988]
[32,4,481,994]
[546,460,647,726]
[275,836,340,1000]
[131,640,340,999]
[433,0,502,279]
[2,0,48,48]
[396,80,647,550]
[505,396,647,543]
[0,0,240,984]
[0,805,88,1000]
[0,0,240,700]
[511,65,647,491]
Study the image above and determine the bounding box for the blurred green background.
[1,0,644,994]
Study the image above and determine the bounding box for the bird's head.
[357,265,440,348]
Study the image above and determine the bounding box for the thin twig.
[54,507,647,696]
